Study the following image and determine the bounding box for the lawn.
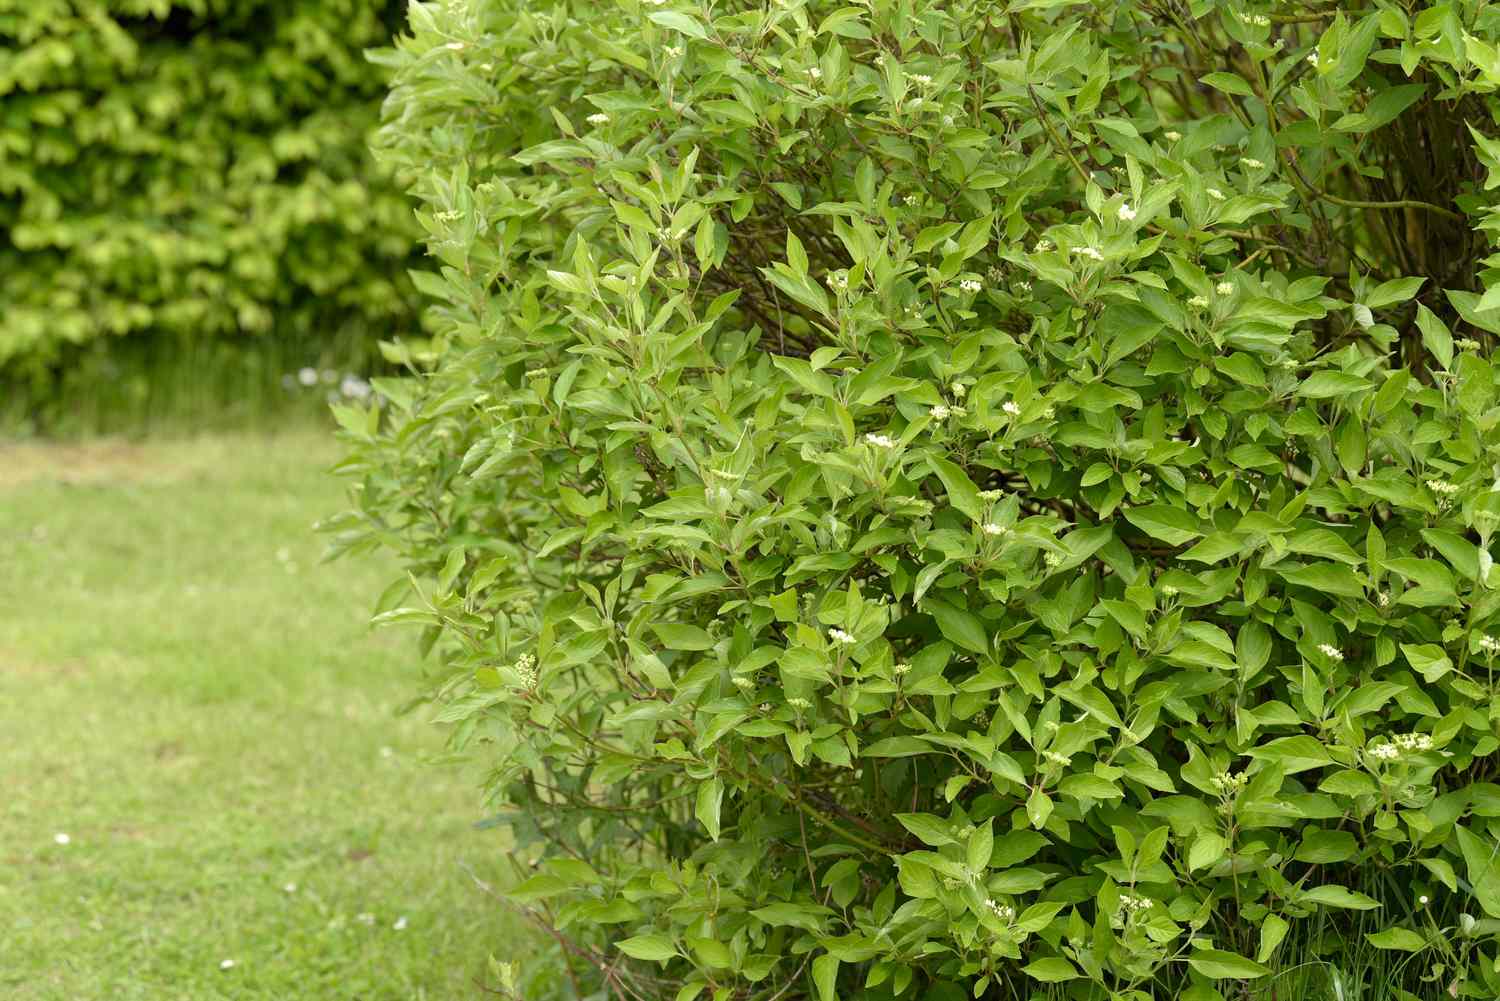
[0,430,541,1000]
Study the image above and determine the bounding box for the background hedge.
[0,0,417,377]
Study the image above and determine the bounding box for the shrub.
[0,0,417,372]
[332,0,1500,997]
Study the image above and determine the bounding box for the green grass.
[0,429,546,1000]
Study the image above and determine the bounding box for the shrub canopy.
[334,0,1500,998]
[0,0,416,369]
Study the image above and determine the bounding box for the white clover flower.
[981,523,1008,536]
[586,113,610,126]
[1240,157,1265,169]
[829,628,857,645]
[1207,188,1226,201]
[1317,643,1344,662]
[864,432,897,448]
[1033,238,1054,253]
[1164,130,1182,142]
[53,832,71,845]
[1370,743,1400,761]
[978,489,1002,501]
[960,278,982,294]
[1188,295,1209,308]
[1072,245,1104,261]
[1118,203,1137,222]
[788,697,813,710]
[1216,281,1234,295]
[930,404,951,419]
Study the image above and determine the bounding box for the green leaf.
[1298,371,1370,398]
[1187,949,1271,979]
[695,777,723,841]
[647,10,708,38]
[1021,957,1079,982]
[1201,71,1255,97]
[1366,927,1427,951]
[895,812,957,846]
[812,953,839,1001]
[1123,504,1202,546]
[653,623,715,650]
[1455,824,1500,918]
[924,596,989,654]
[617,934,679,961]
[1302,885,1380,910]
[1257,914,1289,963]
[1417,304,1454,370]
[930,457,983,522]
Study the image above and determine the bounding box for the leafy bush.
[0,0,417,371]
[332,0,1500,997]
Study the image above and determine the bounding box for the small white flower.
[1033,238,1054,253]
[951,382,967,398]
[1212,770,1248,793]
[53,832,70,845]
[827,271,848,290]
[1427,479,1460,496]
[1044,552,1063,567]
[873,54,886,66]
[393,916,409,931]
[220,959,236,971]
[664,44,683,57]
[981,523,1007,536]
[959,278,982,294]
[1207,188,1226,201]
[445,41,466,51]
[1016,281,1032,294]
[586,113,610,126]
[1188,295,1209,308]
[978,489,1002,501]
[864,433,897,448]
[902,193,918,207]
[807,66,822,80]
[788,697,813,710]
[930,404,951,419]
[1370,743,1400,761]
[1164,130,1182,142]
[284,882,298,893]
[1306,51,1320,67]
[1072,245,1104,261]
[911,74,933,85]
[1317,643,1344,662]
[829,628,857,645]
[1419,895,1430,905]
[892,662,912,676]
[1002,401,1021,416]
[298,366,319,387]
[1216,281,1234,296]
[1117,203,1137,222]
[1480,634,1500,654]
[1376,591,1390,608]
[1240,157,1265,169]
[985,899,1016,921]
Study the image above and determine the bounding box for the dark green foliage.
[330,1,1500,999]
[0,0,418,373]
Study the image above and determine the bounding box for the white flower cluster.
[1188,295,1209,308]
[1317,643,1344,662]
[1118,894,1153,914]
[1002,400,1021,416]
[1072,245,1104,261]
[911,73,933,85]
[1164,130,1182,141]
[931,404,967,419]
[978,489,1002,501]
[1393,732,1434,752]
[1480,634,1500,654]
[1044,552,1063,568]
[865,432,897,448]
[981,523,1008,536]
[1117,203,1136,222]
[1427,479,1460,496]
[732,676,756,691]
[586,113,610,126]
[513,652,538,688]
[1306,51,1320,67]
[1041,750,1070,766]
[1240,12,1271,26]
[1034,238,1054,253]
[1207,188,1226,201]
[959,278,982,294]
[1211,771,1248,794]
[984,899,1016,921]
[951,382,967,398]
[892,662,912,677]
[1216,281,1234,295]
[829,628,856,645]
[1240,157,1265,169]
[788,697,813,710]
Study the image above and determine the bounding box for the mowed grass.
[0,430,538,1000]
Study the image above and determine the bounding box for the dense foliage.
[0,0,417,370]
[332,0,1500,997]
